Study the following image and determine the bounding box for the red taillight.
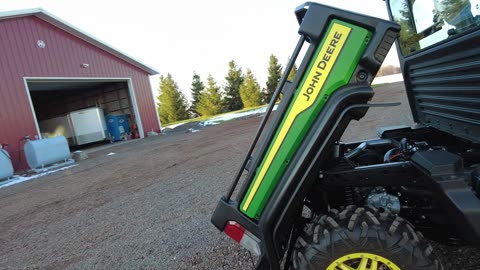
[224,221,245,242]
[224,221,261,256]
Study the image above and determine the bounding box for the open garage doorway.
[24,78,145,149]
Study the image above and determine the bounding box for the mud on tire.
[292,205,442,270]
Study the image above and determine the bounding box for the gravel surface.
[0,82,479,269]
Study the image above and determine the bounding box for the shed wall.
[0,16,160,170]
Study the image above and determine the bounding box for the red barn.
[0,8,161,171]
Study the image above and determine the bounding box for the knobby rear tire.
[292,205,442,270]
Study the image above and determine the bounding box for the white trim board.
[148,76,162,131]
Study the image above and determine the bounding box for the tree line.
[157,55,400,124]
[157,54,297,124]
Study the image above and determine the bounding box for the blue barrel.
[118,115,130,135]
[106,115,129,141]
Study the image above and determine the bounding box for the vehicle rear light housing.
[224,221,261,256]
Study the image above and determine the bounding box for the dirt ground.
[0,82,478,269]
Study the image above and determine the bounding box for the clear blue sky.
[0,0,399,101]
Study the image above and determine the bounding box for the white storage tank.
[0,149,14,180]
[24,136,71,169]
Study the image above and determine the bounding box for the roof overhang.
[0,8,159,75]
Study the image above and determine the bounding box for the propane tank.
[24,136,70,169]
[0,148,14,180]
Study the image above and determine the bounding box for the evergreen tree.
[395,2,421,54]
[189,72,205,115]
[264,54,283,103]
[287,63,298,81]
[438,0,468,22]
[239,69,262,108]
[223,60,244,111]
[197,75,224,116]
[157,73,189,124]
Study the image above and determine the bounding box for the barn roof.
[0,8,159,75]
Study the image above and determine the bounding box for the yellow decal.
[242,23,352,211]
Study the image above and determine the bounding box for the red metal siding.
[0,16,160,171]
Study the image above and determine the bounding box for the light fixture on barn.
[81,63,89,68]
[37,40,45,48]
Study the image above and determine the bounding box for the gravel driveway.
[0,82,478,269]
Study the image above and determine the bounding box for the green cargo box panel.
[240,20,372,219]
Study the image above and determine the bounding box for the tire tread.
[292,205,442,270]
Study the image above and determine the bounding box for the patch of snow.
[147,130,159,136]
[0,164,78,189]
[166,122,186,129]
[200,105,278,127]
[199,120,219,127]
[107,152,116,156]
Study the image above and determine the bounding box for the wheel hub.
[327,253,401,270]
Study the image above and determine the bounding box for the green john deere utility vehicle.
[212,1,480,269]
